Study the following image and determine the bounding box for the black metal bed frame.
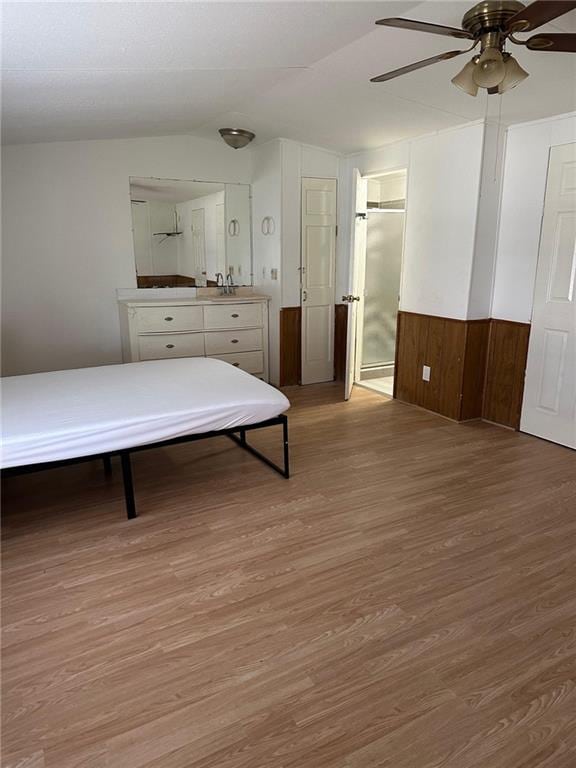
[2,414,289,520]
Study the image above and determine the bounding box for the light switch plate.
[422,365,431,382]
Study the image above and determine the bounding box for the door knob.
[342,295,360,303]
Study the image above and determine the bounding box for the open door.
[344,170,368,400]
[520,142,576,448]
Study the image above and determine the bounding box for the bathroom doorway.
[355,171,406,398]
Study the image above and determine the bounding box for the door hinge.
[335,225,338,237]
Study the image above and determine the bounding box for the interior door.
[521,142,576,449]
[191,208,206,282]
[131,201,153,276]
[344,170,368,400]
[301,177,337,385]
[215,202,226,275]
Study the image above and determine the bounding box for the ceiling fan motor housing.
[462,1,527,37]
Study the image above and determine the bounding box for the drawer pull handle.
[231,339,239,344]
[231,313,239,318]
[233,362,240,367]
[164,316,174,322]
[166,344,175,349]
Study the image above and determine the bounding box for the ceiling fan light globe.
[498,55,529,93]
[451,57,479,97]
[472,47,506,88]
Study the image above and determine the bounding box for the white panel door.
[131,201,152,276]
[301,177,337,385]
[216,202,226,275]
[344,170,367,400]
[521,142,576,449]
[191,208,206,282]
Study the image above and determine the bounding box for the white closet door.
[131,201,152,276]
[191,208,206,281]
[216,202,226,275]
[301,177,337,385]
[521,142,576,449]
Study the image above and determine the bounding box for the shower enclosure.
[358,173,406,397]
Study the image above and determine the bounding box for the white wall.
[1,135,252,375]
[251,138,341,384]
[252,139,283,385]
[401,124,484,319]
[468,121,506,319]
[343,121,485,320]
[148,201,179,274]
[492,112,576,322]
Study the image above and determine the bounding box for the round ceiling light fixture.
[218,128,255,149]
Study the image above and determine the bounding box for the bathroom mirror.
[129,177,252,288]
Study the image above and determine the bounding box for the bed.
[1,358,290,518]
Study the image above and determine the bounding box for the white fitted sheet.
[1,358,290,469]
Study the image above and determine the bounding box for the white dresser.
[118,296,270,381]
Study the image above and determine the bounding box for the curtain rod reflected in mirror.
[129,177,253,289]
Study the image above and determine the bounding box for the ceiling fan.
[370,1,576,95]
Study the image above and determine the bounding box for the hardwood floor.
[2,383,575,768]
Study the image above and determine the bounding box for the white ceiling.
[2,1,576,153]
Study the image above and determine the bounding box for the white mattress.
[1,358,290,469]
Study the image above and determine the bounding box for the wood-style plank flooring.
[2,384,576,768]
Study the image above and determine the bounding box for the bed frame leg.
[120,451,138,520]
[102,455,113,478]
[282,416,290,479]
[239,429,246,446]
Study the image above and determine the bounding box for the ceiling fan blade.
[375,18,473,40]
[525,32,576,50]
[506,1,576,33]
[370,50,467,83]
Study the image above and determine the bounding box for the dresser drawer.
[134,306,204,333]
[212,351,264,375]
[138,333,205,360]
[203,303,262,330]
[204,328,262,355]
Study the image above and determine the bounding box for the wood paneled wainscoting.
[334,303,348,382]
[395,311,530,428]
[281,307,530,430]
[395,312,490,421]
[483,319,531,429]
[279,304,348,386]
[279,307,301,386]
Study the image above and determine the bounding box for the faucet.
[225,272,236,296]
[215,272,225,295]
